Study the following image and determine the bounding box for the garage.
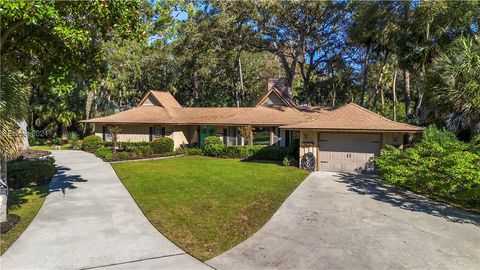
[318,133,381,173]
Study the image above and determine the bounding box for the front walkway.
[207,172,480,270]
[1,150,211,270]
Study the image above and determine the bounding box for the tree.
[428,36,480,140]
[0,70,30,222]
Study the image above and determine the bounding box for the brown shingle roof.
[138,91,181,108]
[82,106,176,124]
[281,103,424,132]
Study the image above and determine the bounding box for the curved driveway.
[1,150,211,270]
[208,172,480,270]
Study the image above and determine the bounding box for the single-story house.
[82,79,423,173]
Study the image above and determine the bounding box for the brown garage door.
[318,133,381,173]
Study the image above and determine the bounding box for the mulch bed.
[0,214,20,234]
[18,149,51,159]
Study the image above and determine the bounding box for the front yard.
[112,156,308,261]
[1,185,49,254]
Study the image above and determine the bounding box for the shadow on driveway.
[49,165,88,196]
[336,173,480,226]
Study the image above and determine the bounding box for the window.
[153,125,163,138]
[253,127,271,145]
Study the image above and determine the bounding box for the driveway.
[1,150,211,270]
[208,172,480,270]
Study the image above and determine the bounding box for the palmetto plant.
[0,69,30,222]
[430,36,480,138]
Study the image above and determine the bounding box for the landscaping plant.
[374,126,480,209]
[68,132,79,149]
[152,137,174,154]
[81,135,104,153]
[202,136,224,156]
[7,160,56,188]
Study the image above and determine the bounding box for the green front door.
[199,125,215,146]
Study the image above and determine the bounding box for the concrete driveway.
[208,172,480,270]
[1,150,211,270]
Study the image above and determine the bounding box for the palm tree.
[0,69,30,222]
[430,36,480,139]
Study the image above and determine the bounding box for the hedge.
[7,160,56,188]
[203,136,223,156]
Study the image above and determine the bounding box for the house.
[82,79,423,173]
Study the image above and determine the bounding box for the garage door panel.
[318,133,380,174]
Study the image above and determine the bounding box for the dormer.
[138,91,181,108]
[256,78,298,108]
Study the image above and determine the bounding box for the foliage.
[68,132,80,150]
[375,126,480,208]
[95,147,113,161]
[220,145,265,159]
[81,135,104,153]
[112,156,308,260]
[177,147,203,156]
[428,36,480,139]
[7,160,56,189]
[202,136,224,157]
[52,138,62,146]
[282,157,291,166]
[0,70,30,161]
[249,146,288,161]
[152,137,174,154]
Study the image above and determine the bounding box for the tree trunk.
[403,68,411,117]
[360,44,371,107]
[61,125,68,141]
[238,54,244,105]
[18,119,29,150]
[392,67,398,122]
[415,91,424,117]
[83,89,94,136]
[0,157,8,223]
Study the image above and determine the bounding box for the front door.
[199,125,215,146]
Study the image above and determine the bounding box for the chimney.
[267,77,291,98]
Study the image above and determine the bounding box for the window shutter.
[102,126,106,141]
[285,130,290,147]
[149,127,153,142]
[161,127,166,137]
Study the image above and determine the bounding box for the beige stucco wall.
[95,124,150,142]
[381,133,404,149]
[299,130,319,170]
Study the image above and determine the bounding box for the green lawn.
[112,156,308,261]
[1,185,49,255]
[30,144,71,151]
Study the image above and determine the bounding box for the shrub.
[249,146,287,161]
[7,160,56,188]
[221,145,264,159]
[81,135,103,152]
[374,126,480,208]
[52,137,62,145]
[282,157,290,166]
[68,132,80,149]
[177,147,203,156]
[203,136,224,156]
[152,137,174,154]
[134,145,154,157]
[95,147,113,161]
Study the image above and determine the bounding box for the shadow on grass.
[7,186,49,211]
[335,173,480,226]
[49,165,88,196]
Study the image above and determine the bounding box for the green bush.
[282,157,290,166]
[221,145,264,159]
[177,147,203,156]
[68,132,80,149]
[374,126,480,208]
[249,146,287,161]
[52,137,62,145]
[134,145,154,157]
[95,147,113,161]
[203,136,224,157]
[7,160,56,188]
[152,137,174,154]
[81,135,104,152]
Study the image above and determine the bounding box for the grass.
[30,144,71,151]
[0,185,49,255]
[112,156,309,261]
